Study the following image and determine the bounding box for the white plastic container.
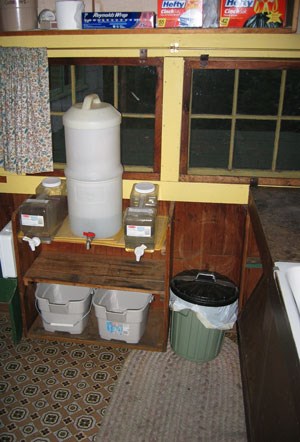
[19,197,67,241]
[130,182,158,208]
[124,207,156,250]
[63,94,122,181]
[66,173,123,238]
[93,289,153,344]
[0,221,17,278]
[35,283,93,334]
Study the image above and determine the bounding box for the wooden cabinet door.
[238,274,269,438]
[238,275,300,441]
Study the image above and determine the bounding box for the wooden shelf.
[52,214,169,252]
[24,251,166,294]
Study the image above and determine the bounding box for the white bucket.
[35,283,93,334]
[35,283,93,314]
[93,289,153,344]
[63,94,122,181]
[66,174,123,238]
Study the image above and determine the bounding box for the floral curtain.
[0,47,53,174]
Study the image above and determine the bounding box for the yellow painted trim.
[161,57,184,182]
[124,180,249,204]
[0,171,249,204]
[1,33,300,57]
[0,172,54,194]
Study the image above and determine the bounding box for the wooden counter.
[250,186,300,264]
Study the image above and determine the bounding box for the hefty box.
[220,0,286,28]
[157,0,203,28]
[82,12,155,29]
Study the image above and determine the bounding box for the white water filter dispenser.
[63,94,123,238]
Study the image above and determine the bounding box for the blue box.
[82,12,155,29]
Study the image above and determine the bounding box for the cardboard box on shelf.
[220,0,286,28]
[157,0,203,28]
[82,11,155,29]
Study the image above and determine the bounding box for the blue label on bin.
[106,321,123,335]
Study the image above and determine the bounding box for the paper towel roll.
[56,0,84,30]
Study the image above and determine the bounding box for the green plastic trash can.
[169,270,238,363]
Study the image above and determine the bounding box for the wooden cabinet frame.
[12,201,175,351]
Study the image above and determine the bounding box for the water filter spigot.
[22,236,41,251]
[134,244,147,262]
[83,231,95,250]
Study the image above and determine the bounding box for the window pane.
[118,66,156,114]
[49,65,65,91]
[49,62,160,169]
[237,70,281,115]
[191,70,235,115]
[51,116,66,163]
[49,66,72,111]
[283,70,300,116]
[233,120,275,169]
[189,119,231,168]
[277,121,300,170]
[121,118,154,167]
[184,62,300,179]
[75,65,114,104]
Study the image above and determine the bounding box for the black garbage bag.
[244,12,283,28]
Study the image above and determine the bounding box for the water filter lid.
[134,182,155,194]
[42,177,61,188]
[63,93,121,129]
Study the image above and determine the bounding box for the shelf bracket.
[170,42,179,53]
[140,48,148,61]
[200,54,209,68]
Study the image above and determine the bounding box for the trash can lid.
[170,269,238,307]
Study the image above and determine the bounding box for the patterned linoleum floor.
[0,313,130,442]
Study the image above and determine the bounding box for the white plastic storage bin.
[0,221,17,278]
[35,283,94,334]
[93,289,153,344]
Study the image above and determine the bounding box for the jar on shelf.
[129,182,158,208]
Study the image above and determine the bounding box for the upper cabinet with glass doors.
[49,58,163,180]
[180,58,300,184]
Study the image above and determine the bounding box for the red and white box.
[156,0,203,28]
[219,0,286,28]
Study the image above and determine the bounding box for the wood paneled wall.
[0,193,29,230]
[172,202,247,285]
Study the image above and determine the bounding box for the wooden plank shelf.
[24,251,166,294]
